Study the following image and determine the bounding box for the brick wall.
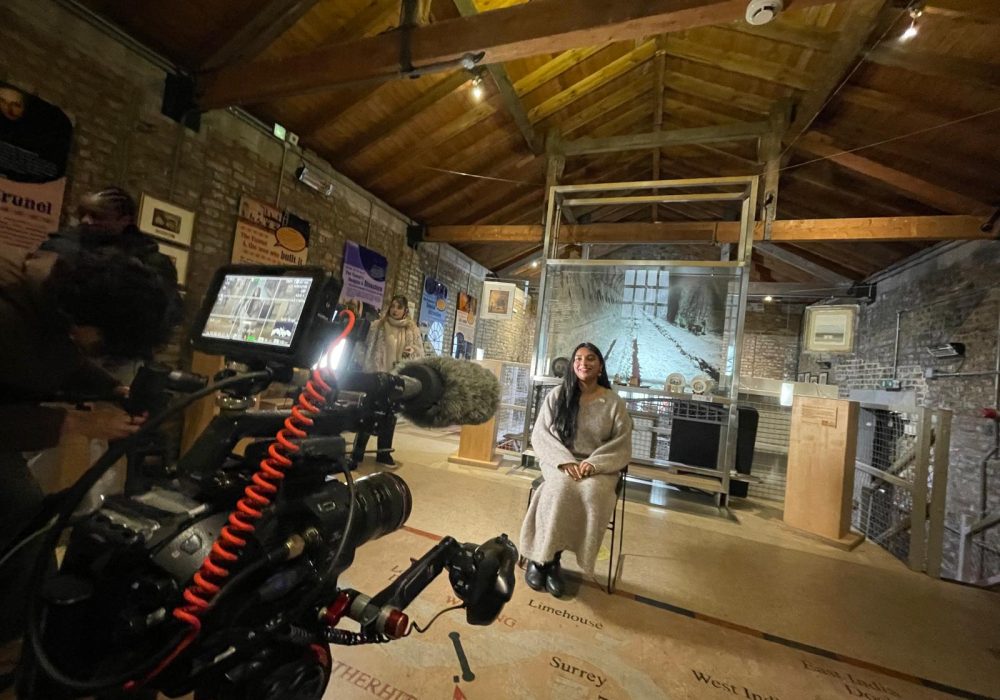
[1,0,488,363]
[798,241,1000,579]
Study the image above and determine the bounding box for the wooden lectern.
[784,396,864,550]
[447,359,503,470]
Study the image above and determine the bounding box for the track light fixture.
[900,2,924,41]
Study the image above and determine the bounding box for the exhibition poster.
[0,80,72,250]
[452,290,478,360]
[231,195,310,265]
[419,276,448,355]
[339,240,387,313]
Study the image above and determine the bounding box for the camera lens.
[349,472,412,546]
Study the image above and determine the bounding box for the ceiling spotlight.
[900,20,918,41]
[531,260,539,268]
[470,75,484,101]
[764,295,773,302]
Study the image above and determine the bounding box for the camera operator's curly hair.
[45,249,175,358]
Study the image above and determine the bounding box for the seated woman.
[519,342,633,597]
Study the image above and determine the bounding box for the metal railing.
[851,404,952,577]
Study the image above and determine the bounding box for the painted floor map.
[323,529,962,700]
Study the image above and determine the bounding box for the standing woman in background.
[519,342,633,597]
[352,295,424,467]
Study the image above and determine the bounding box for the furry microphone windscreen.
[398,356,500,428]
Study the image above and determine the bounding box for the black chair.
[524,466,628,593]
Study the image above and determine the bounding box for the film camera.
[13,265,516,699]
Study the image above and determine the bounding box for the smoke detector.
[745,0,783,25]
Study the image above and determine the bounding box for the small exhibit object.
[138,193,195,247]
[804,305,857,353]
[481,281,517,320]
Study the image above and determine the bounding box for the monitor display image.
[200,273,314,349]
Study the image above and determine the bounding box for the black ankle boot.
[545,552,565,598]
[525,560,547,591]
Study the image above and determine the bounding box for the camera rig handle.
[327,534,517,640]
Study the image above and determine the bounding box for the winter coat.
[363,315,424,372]
[519,385,633,572]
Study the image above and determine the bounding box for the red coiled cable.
[126,311,355,691]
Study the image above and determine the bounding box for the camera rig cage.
[11,264,517,700]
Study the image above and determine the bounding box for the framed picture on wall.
[818,371,829,384]
[138,193,195,247]
[804,305,857,353]
[481,281,516,320]
[156,240,189,286]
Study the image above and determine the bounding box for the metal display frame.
[524,176,759,505]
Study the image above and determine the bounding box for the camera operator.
[0,246,173,645]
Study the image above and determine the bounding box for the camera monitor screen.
[201,273,313,349]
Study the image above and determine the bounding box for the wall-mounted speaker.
[162,73,201,132]
[406,223,426,249]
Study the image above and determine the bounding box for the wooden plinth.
[447,453,503,470]
[784,396,860,546]
[784,523,865,551]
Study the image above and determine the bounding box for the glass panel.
[536,263,743,394]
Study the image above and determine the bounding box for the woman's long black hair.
[552,342,611,446]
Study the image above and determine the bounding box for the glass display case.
[522,176,759,505]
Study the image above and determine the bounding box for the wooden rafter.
[725,18,838,51]
[199,0,324,70]
[662,38,814,90]
[526,41,657,124]
[785,0,892,150]
[334,71,470,161]
[794,133,993,215]
[867,45,1000,91]
[560,121,769,156]
[512,45,610,97]
[755,242,854,283]
[453,0,542,153]
[198,0,834,108]
[426,215,992,243]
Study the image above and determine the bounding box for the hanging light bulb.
[764,295,774,302]
[470,75,484,101]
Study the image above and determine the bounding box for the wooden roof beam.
[794,133,993,215]
[867,45,1000,91]
[199,0,324,71]
[784,0,893,146]
[334,71,471,161]
[661,38,814,90]
[198,0,834,108]
[426,215,992,243]
[453,0,541,154]
[755,242,854,283]
[560,121,769,157]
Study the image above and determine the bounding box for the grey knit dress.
[519,386,633,573]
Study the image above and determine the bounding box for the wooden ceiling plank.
[651,47,667,222]
[333,71,470,160]
[561,121,769,156]
[724,18,838,51]
[662,72,772,115]
[785,0,893,145]
[756,242,855,283]
[526,41,657,123]
[662,38,814,91]
[199,0,835,108]
[199,0,325,71]
[513,45,611,96]
[453,0,542,153]
[795,133,993,215]
[556,77,655,136]
[867,45,1000,91]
